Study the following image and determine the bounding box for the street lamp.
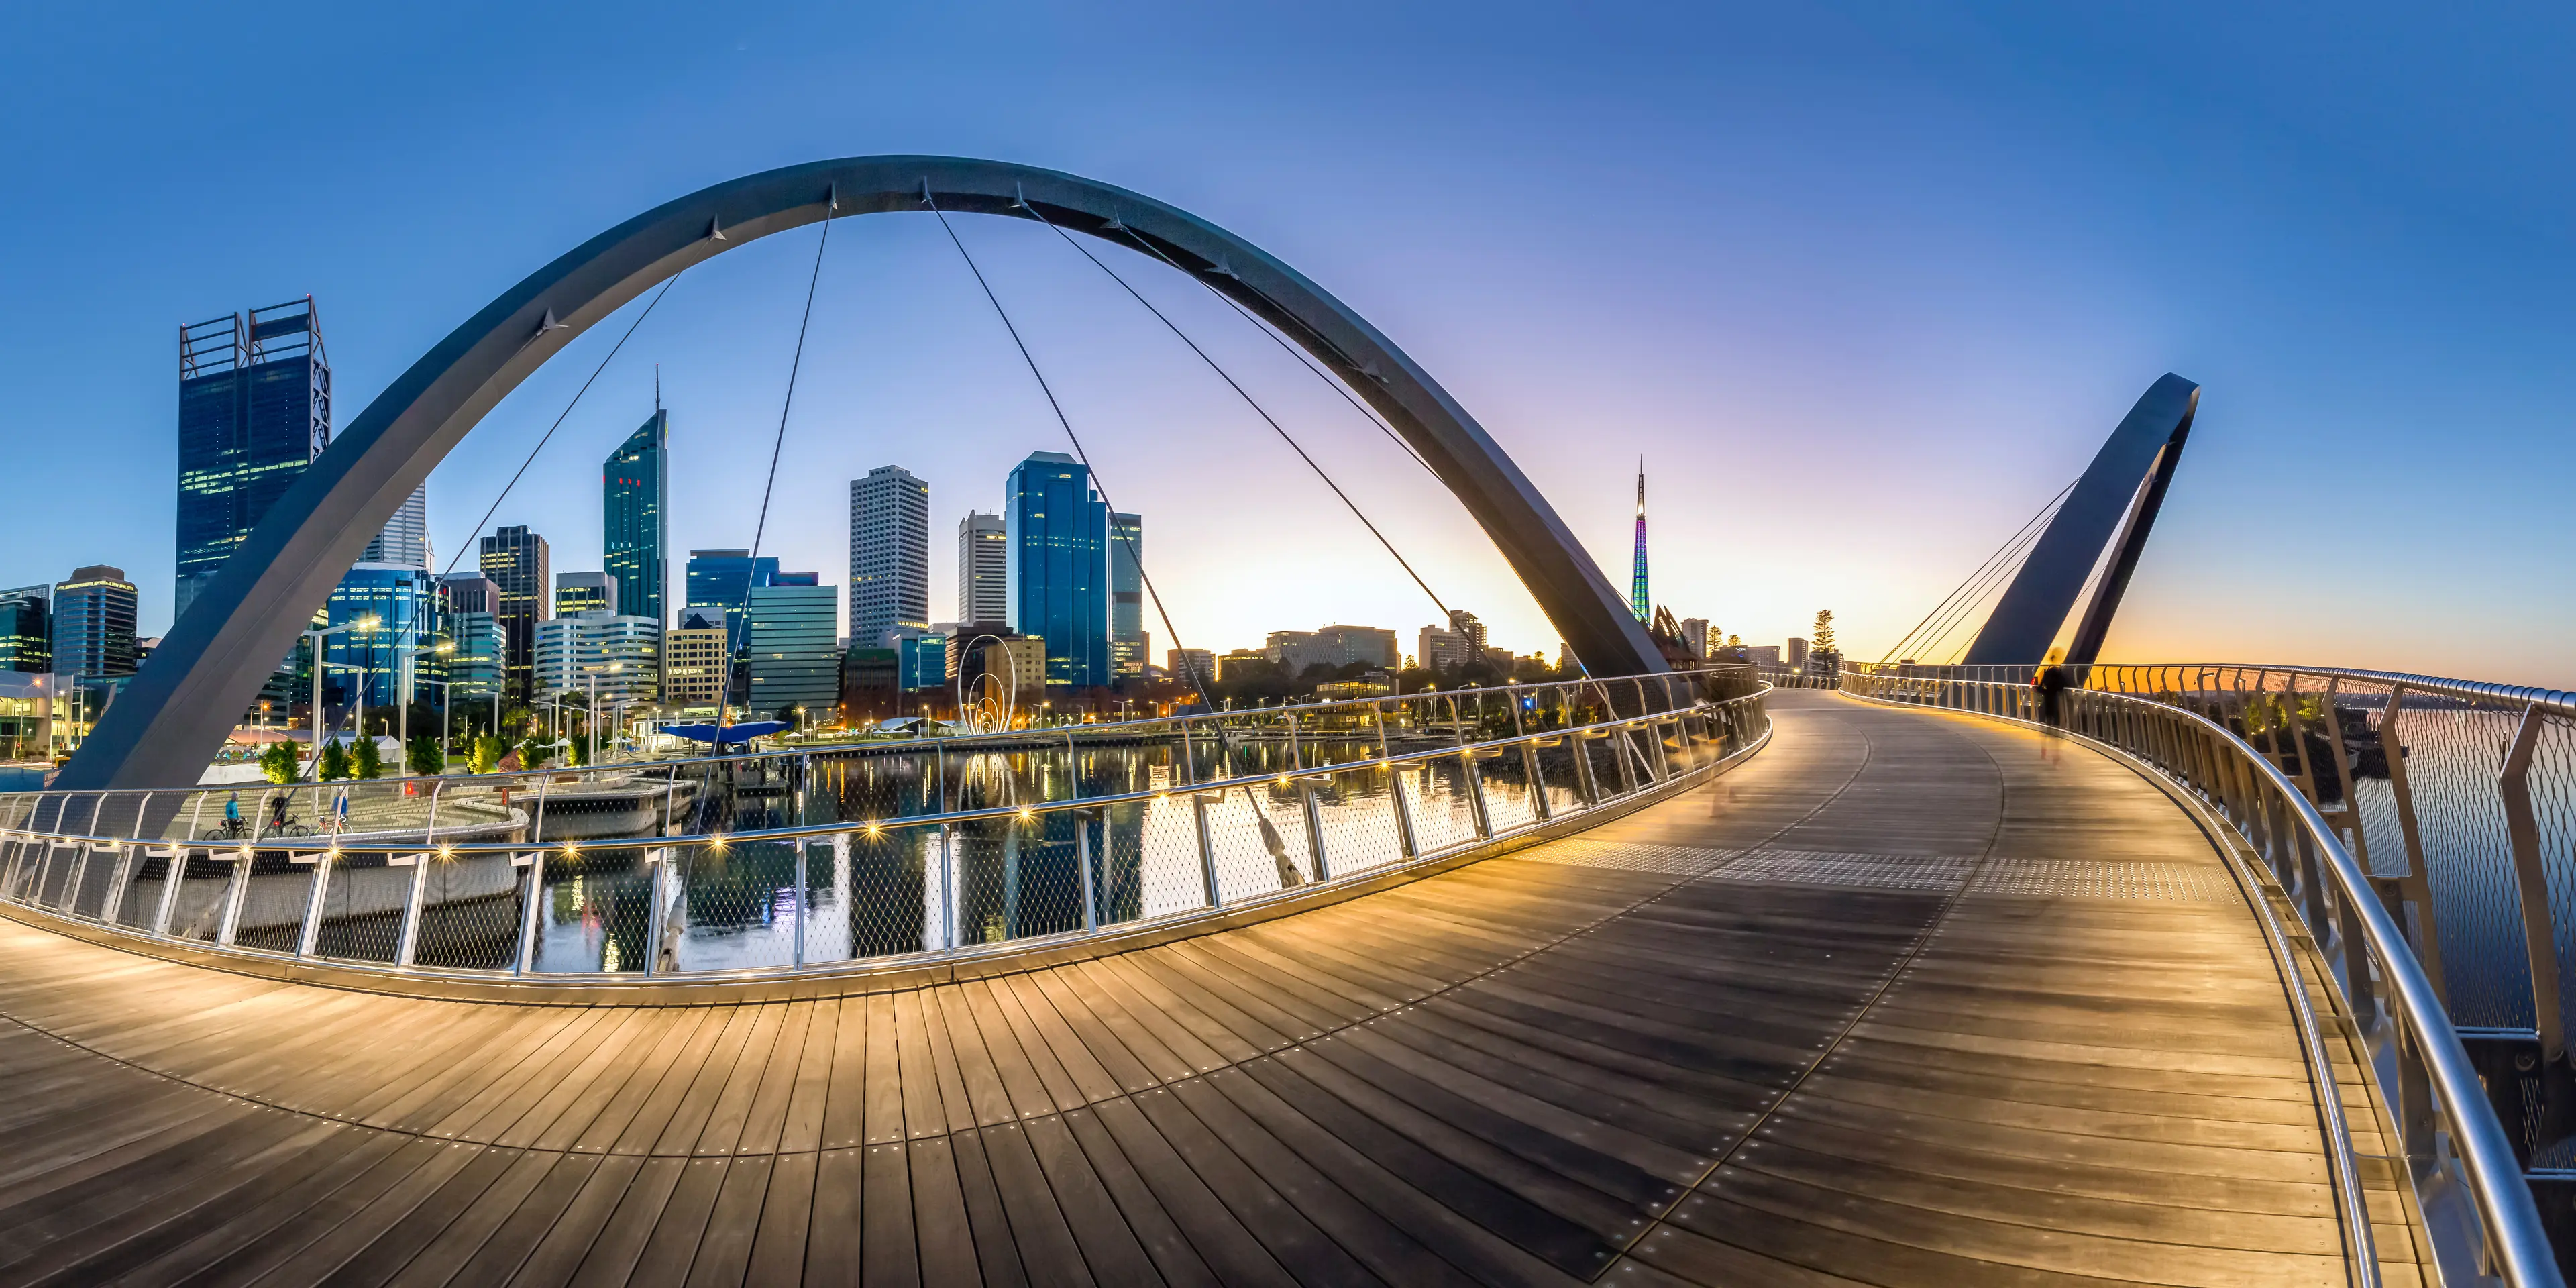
[303,616,376,777]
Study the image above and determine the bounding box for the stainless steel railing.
[0,680,1770,985]
[1841,661,2563,1287]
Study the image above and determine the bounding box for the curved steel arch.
[63,156,1666,789]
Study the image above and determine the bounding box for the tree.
[317,738,352,782]
[407,735,443,777]
[1811,610,1838,656]
[351,737,384,780]
[470,734,507,775]
[566,735,589,767]
[260,741,300,785]
[520,735,553,770]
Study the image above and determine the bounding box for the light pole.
[303,617,376,777]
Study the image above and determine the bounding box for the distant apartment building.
[1265,625,1399,675]
[478,525,550,702]
[1167,649,1214,686]
[533,612,660,706]
[1680,617,1709,659]
[849,466,930,648]
[175,299,329,623]
[603,409,668,627]
[1217,649,1270,683]
[746,575,839,718]
[53,566,138,680]
[1416,625,1468,673]
[1746,645,1782,667]
[555,571,619,618]
[663,612,730,707]
[957,512,1008,626]
[950,633,1047,702]
[1786,637,1809,672]
[0,586,49,674]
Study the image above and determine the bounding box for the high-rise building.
[1416,625,1468,673]
[663,612,730,707]
[555,571,619,618]
[1266,625,1399,674]
[478,525,550,702]
[604,409,668,628]
[1680,617,1709,659]
[684,549,779,654]
[746,575,840,718]
[894,633,948,690]
[957,512,1008,626]
[1786,637,1810,672]
[1167,649,1214,685]
[0,586,49,674]
[319,564,441,709]
[1005,453,1109,688]
[1108,512,1146,678]
[848,466,930,648]
[435,573,499,616]
[176,299,331,623]
[1631,462,1650,622]
[534,613,660,706]
[54,566,138,680]
[446,612,504,705]
[361,486,431,569]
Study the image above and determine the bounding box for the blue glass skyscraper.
[604,409,668,627]
[175,300,331,623]
[685,549,779,653]
[1005,453,1110,689]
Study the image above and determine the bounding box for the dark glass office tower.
[176,299,331,623]
[53,567,138,680]
[1108,511,1145,677]
[604,409,667,627]
[478,525,551,702]
[685,549,779,655]
[0,586,49,674]
[1005,453,1110,689]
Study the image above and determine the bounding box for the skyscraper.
[0,587,49,674]
[1005,453,1110,688]
[361,486,431,569]
[478,525,550,702]
[1109,511,1146,678]
[848,466,930,647]
[957,512,1008,625]
[1631,462,1649,622]
[555,571,619,617]
[684,549,778,653]
[747,574,840,718]
[175,299,331,622]
[320,565,439,708]
[53,566,138,680]
[604,409,668,627]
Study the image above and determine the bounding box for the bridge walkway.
[0,691,2429,1285]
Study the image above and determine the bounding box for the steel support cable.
[1876,477,2075,663]
[1016,195,1453,621]
[437,270,688,581]
[1919,512,2054,662]
[718,199,836,729]
[1094,217,1440,481]
[926,193,1297,871]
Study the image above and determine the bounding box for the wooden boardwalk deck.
[0,692,2428,1285]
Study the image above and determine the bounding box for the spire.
[1630,459,1650,622]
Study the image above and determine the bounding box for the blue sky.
[3,2,2569,683]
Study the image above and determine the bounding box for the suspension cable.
[1877,477,2075,663]
[922,191,1230,720]
[439,270,688,580]
[1016,195,1453,621]
[719,200,835,729]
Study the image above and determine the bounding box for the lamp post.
[583,662,624,766]
[303,616,376,777]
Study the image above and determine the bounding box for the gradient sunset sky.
[3,3,2569,684]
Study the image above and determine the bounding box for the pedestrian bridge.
[1,676,2557,1286]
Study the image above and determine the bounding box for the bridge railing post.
[2500,705,2564,1063]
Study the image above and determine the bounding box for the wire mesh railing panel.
[2391,703,2530,1029]
[1203,785,1316,902]
[314,855,407,965]
[2529,714,2576,1053]
[1307,765,1407,877]
[668,839,803,973]
[1130,788,1215,920]
[116,850,171,930]
[953,814,1090,948]
[413,852,530,971]
[232,854,317,953]
[810,829,938,961]
[68,846,121,919]
[1475,752,1540,834]
[1534,743,1593,817]
[529,846,654,973]
[165,855,235,943]
[31,843,77,910]
[1581,734,1632,800]
[1403,755,1481,855]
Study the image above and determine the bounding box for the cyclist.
[223,792,241,833]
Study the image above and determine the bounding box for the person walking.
[2033,649,2071,764]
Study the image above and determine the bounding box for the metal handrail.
[0,685,1770,988]
[1840,665,2561,1287]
